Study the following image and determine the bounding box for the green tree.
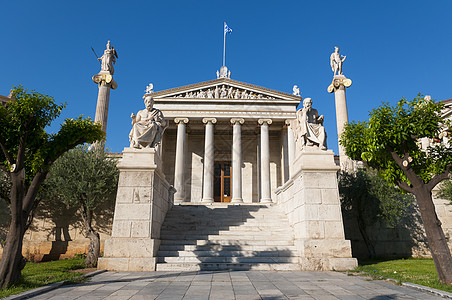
[38,146,119,267]
[0,86,104,288]
[339,169,414,257]
[437,180,452,205]
[340,95,452,284]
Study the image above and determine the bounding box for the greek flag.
[224,22,232,34]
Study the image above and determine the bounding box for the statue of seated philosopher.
[129,94,168,149]
[294,97,327,150]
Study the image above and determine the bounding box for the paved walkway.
[28,271,445,300]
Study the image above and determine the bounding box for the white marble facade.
[153,77,301,203]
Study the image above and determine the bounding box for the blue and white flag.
[224,22,232,34]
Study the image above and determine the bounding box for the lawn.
[0,257,87,298]
[354,258,452,293]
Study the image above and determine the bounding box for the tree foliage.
[437,180,452,205]
[341,95,452,189]
[0,86,105,288]
[38,146,119,267]
[339,169,414,257]
[340,95,452,284]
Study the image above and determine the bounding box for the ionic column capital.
[230,118,245,125]
[285,119,295,126]
[202,117,217,124]
[327,75,352,93]
[174,117,189,124]
[92,73,118,89]
[258,119,272,125]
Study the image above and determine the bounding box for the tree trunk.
[415,187,452,285]
[85,229,100,268]
[80,203,100,268]
[0,221,26,288]
[0,172,26,289]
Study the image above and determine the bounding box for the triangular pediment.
[153,78,301,102]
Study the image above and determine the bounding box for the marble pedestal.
[275,147,357,271]
[98,147,175,271]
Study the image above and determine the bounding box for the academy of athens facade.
[155,73,300,204]
[2,42,450,270]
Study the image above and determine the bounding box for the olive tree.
[340,95,452,284]
[38,146,119,267]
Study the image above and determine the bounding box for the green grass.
[354,257,452,293]
[0,257,87,298]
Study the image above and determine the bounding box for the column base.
[231,198,243,203]
[260,198,273,204]
[201,198,214,203]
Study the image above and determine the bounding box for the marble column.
[202,118,217,203]
[258,119,272,203]
[286,119,296,179]
[92,73,118,149]
[328,74,353,171]
[230,118,244,203]
[174,118,189,203]
[281,126,289,183]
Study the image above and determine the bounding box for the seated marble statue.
[295,97,327,150]
[129,95,168,148]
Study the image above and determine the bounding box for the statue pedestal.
[98,147,175,271]
[275,147,357,271]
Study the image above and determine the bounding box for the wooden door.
[214,162,231,202]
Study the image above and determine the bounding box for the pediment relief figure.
[163,84,277,100]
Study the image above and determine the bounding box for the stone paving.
[28,271,445,300]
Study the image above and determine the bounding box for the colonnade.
[172,117,295,203]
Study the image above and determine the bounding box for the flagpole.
[223,22,226,67]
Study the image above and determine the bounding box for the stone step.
[163,217,288,223]
[158,244,298,252]
[161,225,290,231]
[155,263,301,271]
[166,210,285,215]
[157,250,298,257]
[160,231,292,237]
[160,232,293,239]
[157,256,299,264]
[159,239,295,246]
[160,234,294,241]
[161,220,287,226]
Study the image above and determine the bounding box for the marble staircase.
[155,203,301,271]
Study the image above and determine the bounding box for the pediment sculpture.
[129,84,168,149]
[293,97,327,150]
[169,84,276,100]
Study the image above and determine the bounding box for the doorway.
[214,162,231,202]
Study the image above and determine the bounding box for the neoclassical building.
[153,67,301,204]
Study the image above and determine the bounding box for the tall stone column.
[259,119,272,203]
[328,75,353,171]
[202,118,217,203]
[92,41,118,149]
[174,118,189,203]
[230,118,244,203]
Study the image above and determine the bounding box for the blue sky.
[1,1,451,155]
